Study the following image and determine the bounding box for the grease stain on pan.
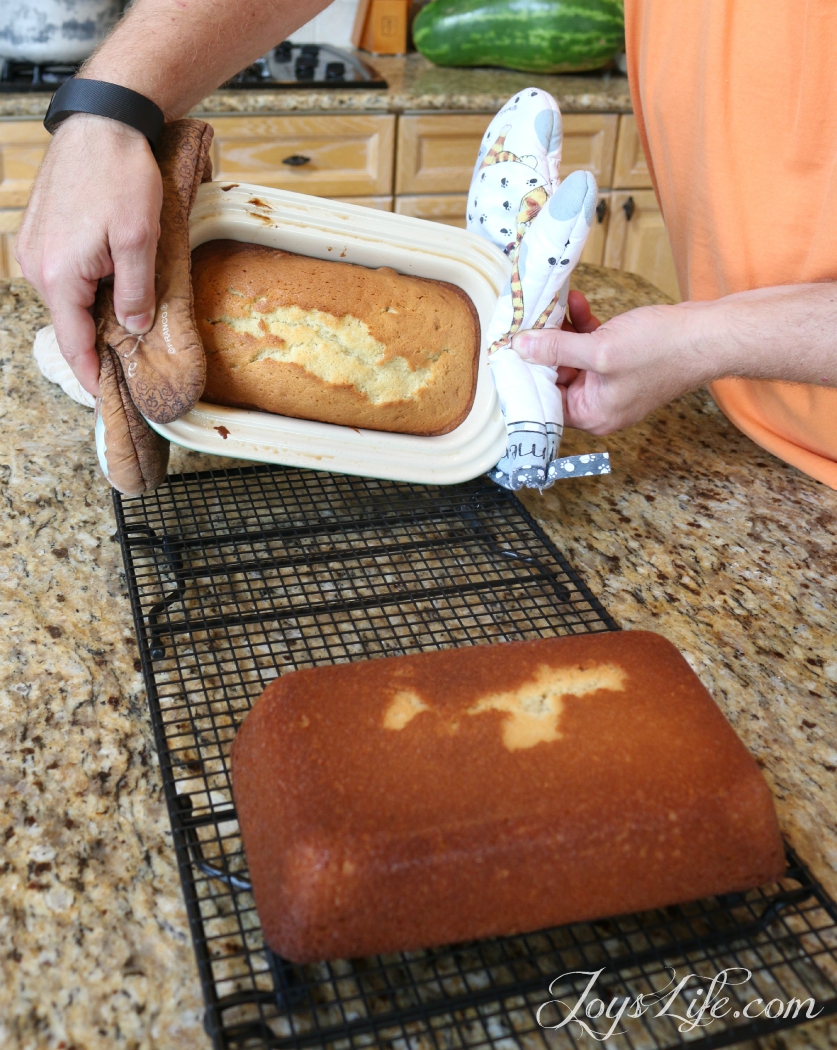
[202,425,336,462]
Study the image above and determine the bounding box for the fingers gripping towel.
[93,118,214,496]
[468,89,611,490]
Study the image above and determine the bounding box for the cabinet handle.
[623,196,636,221]
[596,198,607,224]
[282,154,311,167]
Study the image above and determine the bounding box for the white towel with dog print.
[468,88,611,490]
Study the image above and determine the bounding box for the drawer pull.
[623,196,636,221]
[596,198,607,224]
[282,154,311,167]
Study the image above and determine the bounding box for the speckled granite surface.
[0,267,835,1049]
[0,53,631,119]
[552,266,837,907]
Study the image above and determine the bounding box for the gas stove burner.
[0,43,385,94]
[0,59,79,92]
[223,43,386,90]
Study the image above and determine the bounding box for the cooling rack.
[113,464,837,1050]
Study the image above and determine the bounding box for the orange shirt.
[625,1,837,488]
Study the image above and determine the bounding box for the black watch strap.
[44,77,165,150]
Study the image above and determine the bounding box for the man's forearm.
[514,280,837,435]
[82,0,333,119]
[19,1,335,396]
[699,282,837,388]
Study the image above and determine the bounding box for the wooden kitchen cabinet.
[0,109,679,301]
[395,114,490,195]
[558,115,618,186]
[331,195,393,210]
[0,120,50,208]
[0,120,47,275]
[395,112,618,195]
[605,190,681,301]
[613,115,652,189]
[394,190,609,268]
[209,114,395,197]
[580,193,611,266]
[0,208,23,277]
[392,113,619,271]
[607,117,680,299]
[0,115,397,205]
[394,193,468,226]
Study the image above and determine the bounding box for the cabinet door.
[0,120,51,208]
[330,195,394,211]
[210,114,396,197]
[604,190,680,300]
[395,115,492,195]
[0,208,23,277]
[394,191,611,264]
[396,113,618,195]
[612,115,652,189]
[394,193,468,226]
[580,193,611,266]
[559,115,618,188]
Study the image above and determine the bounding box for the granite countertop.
[0,53,631,119]
[1,267,835,1050]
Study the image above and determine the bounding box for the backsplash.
[291,0,362,47]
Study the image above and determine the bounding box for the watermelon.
[412,0,624,74]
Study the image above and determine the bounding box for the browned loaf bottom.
[231,631,785,963]
[191,239,480,435]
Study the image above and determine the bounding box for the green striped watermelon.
[412,0,624,74]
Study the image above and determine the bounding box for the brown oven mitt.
[94,332,170,495]
[93,119,214,496]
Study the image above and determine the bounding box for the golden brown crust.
[231,631,786,963]
[191,239,481,436]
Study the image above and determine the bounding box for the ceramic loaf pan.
[145,182,509,485]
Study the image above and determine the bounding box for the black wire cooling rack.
[113,464,837,1050]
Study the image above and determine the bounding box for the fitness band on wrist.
[44,77,165,150]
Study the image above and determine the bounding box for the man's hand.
[14,0,337,396]
[514,281,837,435]
[15,113,162,396]
[515,289,708,435]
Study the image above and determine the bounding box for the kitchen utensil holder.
[113,463,837,1050]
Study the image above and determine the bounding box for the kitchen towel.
[467,88,610,490]
[33,324,96,408]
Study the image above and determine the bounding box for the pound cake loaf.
[191,239,480,435]
[231,631,785,963]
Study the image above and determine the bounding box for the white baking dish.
[146,181,510,485]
